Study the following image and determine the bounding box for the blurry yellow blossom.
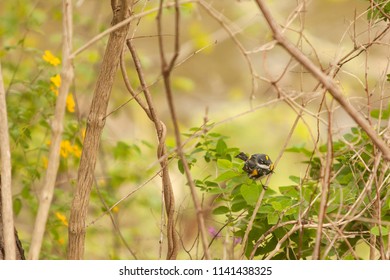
[72,144,82,158]
[55,212,68,227]
[50,85,59,96]
[66,93,75,113]
[50,74,61,88]
[42,50,61,66]
[57,238,65,245]
[81,128,86,141]
[59,140,82,158]
[60,140,73,158]
[42,156,48,169]
[112,206,119,213]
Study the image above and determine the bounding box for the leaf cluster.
[182,123,390,259]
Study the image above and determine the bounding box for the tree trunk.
[0,180,25,260]
[67,0,131,259]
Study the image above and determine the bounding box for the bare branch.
[157,0,210,259]
[125,38,179,260]
[254,0,390,161]
[312,100,334,259]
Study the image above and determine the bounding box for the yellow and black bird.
[236,152,274,188]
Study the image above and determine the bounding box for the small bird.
[236,152,274,189]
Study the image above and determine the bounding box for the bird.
[235,152,274,189]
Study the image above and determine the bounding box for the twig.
[28,0,74,260]
[0,62,16,260]
[125,38,178,260]
[93,177,137,259]
[243,112,302,259]
[69,0,197,59]
[198,0,258,101]
[157,0,210,259]
[254,0,390,161]
[312,99,334,259]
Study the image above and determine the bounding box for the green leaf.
[370,226,389,236]
[240,184,259,206]
[208,132,221,138]
[13,198,22,216]
[279,185,299,198]
[216,138,227,156]
[204,180,219,187]
[113,141,131,160]
[270,201,283,211]
[343,133,355,142]
[370,104,390,120]
[215,170,238,182]
[257,205,274,214]
[285,144,312,157]
[267,212,279,225]
[178,159,184,174]
[231,199,247,212]
[289,175,301,184]
[217,158,232,169]
[212,206,230,215]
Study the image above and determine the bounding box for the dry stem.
[28,0,74,260]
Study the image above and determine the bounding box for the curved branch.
[254,0,390,161]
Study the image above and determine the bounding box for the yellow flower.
[50,85,59,96]
[55,212,68,227]
[42,50,61,66]
[50,74,61,88]
[81,128,86,141]
[72,144,82,158]
[112,206,119,213]
[66,93,75,113]
[42,156,48,169]
[59,140,82,158]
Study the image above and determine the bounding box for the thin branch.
[243,111,301,259]
[312,100,334,259]
[93,177,137,259]
[125,38,179,260]
[254,0,390,161]
[28,0,74,260]
[69,0,197,59]
[157,0,210,259]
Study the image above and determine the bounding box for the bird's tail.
[235,152,248,161]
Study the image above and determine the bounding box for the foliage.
[183,124,390,259]
[367,0,390,21]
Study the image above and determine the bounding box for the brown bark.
[0,178,25,260]
[67,0,131,259]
